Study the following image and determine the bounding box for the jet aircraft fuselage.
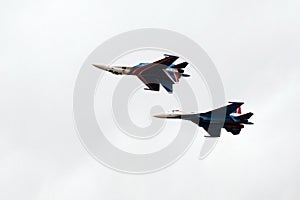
[93,54,189,93]
[154,102,254,137]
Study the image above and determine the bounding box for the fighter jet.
[154,102,253,137]
[92,54,190,93]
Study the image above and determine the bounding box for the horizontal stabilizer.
[181,74,190,77]
[172,62,188,69]
[236,112,253,120]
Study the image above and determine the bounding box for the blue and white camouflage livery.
[154,102,254,137]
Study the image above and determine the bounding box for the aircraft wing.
[201,123,222,137]
[137,75,160,91]
[137,74,174,93]
[134,54,179,73]
[160,82,173,93]
[153,54,179,66]
[133,55,183,93]
[202,102,244,116]
[153,112,222,137]
[178,117,222,137]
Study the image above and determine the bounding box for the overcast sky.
[1,0,300,199]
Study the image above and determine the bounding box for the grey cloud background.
[0,0,300,199]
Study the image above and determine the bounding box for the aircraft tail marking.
[233,106,242,114]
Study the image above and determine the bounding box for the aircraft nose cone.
[153,114,168,118]
[92,64,109,70]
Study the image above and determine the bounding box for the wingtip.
[204,135,220,138]
[228,101,244,104]
[163,54,178,58]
